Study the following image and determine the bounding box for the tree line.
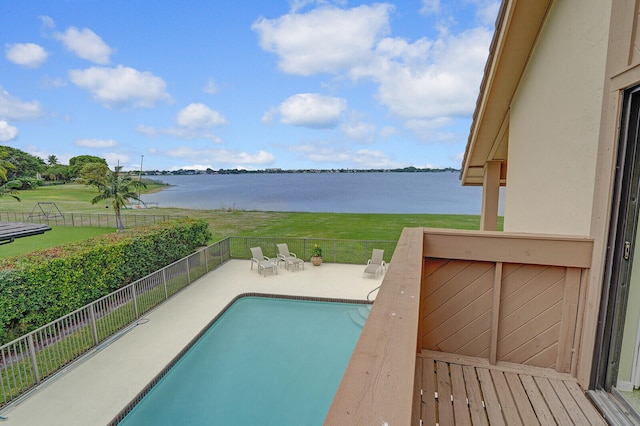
[0,146,144,230]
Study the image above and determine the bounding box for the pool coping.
[108,292,373,425]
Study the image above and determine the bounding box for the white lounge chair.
[277,243,304,271]
[250,247,277,276]
[363,249,386,278]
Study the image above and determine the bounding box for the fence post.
[222,239,227,264]
[303,239,307,260]
[204,246,209,272]
[365,240,369,263]
[162,268,168,300]
[89,304,99,345]
[27,334,41,385]
[186,257,191,284]
[333,240,337,263]
[131,284,139,319]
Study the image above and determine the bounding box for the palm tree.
[47,155,59,166]
[0,151,20,201]
[88,165,146,230]
[0,180,20,201]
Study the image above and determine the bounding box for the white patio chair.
[363,249,386,278]
[277,243,305,271]
[250,247,278,276]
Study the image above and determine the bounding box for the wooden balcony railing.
[325,227,594,425]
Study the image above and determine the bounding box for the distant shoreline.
[142,167,460,176]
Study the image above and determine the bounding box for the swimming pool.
[116,296,369,425]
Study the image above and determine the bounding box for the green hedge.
[0,218,211,344]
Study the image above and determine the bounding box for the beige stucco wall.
[503,0,610,235]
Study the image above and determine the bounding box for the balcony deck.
[418,350,606,425]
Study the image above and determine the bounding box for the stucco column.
[480,161,501,231]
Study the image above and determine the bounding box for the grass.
[0,183,503,256]
[0,226,115,257]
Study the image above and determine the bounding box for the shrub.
[0,218,211,343]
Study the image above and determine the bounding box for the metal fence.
[0,211,183,228]
[0,238,230,409]
[229,236,397,264]
[0,235,397,410]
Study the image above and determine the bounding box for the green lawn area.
[0,183,503,257]
[0,226,115,257]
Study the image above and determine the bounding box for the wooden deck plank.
[549,378,590,425]
[476,368,506,425]
[412,356,423,425]
[534,376,573,425]
[564,381,608,426]
[504,371,540,425]
[418,353,606,426]
[450,363,472,426]
[520,375,557,425]
[490,369,523,425]
[462,365,489,426]
[421,349,573,380]
[436,361,455,425]
[422,358,437,425]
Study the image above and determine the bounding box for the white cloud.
[341,121,376,143]
[290,143,404,168]
[353,26,492,120]
[352,149,402,168]
[256,2,495,137]
[69,65,171,108]
[176,103,227,128]
[39,15,55,30]
[75,138,118,148]
[165,146,275,166]
[40,76,67,88]
[104,152,130,168]
[476,1,501,26]
[5,43,49,68]
[165,127,223,143]
[261,107,277,125]
[0,87,43,120]
[0,120,18,142]
[379,126,398,138]
[137,104,227,143]
[420,0,440,15]
[135,124,157,136]
[278,93,346,128]
[203,79,218,95]
[54,27,114,64]
[253,3,392,75]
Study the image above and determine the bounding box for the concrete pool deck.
[0,259,383,426]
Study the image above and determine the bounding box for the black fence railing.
[0,211,183,228]
[229,236,397,265]
[0,238,231,409]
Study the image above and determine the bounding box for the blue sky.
[0,0,499,171]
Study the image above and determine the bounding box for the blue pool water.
[118,297,368,425]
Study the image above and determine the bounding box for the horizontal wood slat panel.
[422,228,593,268]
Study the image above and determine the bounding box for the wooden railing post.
[489,262,503,365]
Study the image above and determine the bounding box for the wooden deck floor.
[416,350,607,425]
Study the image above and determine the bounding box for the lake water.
[140,172,495,214]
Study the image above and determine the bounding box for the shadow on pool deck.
[0,260,383,426]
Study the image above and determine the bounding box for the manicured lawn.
[0,183,504,256]
[0,226,115,258]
